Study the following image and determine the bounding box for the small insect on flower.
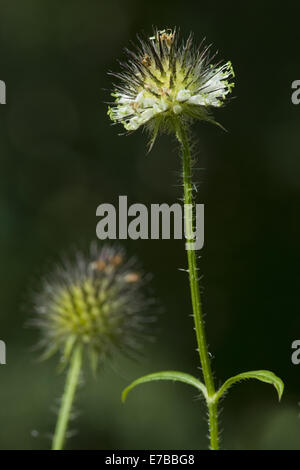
[107,27,235,149]
[32,243,156,371]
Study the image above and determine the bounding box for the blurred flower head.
[32,243,156,371]
[107,28,234,147]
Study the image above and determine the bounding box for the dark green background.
[0,0,300,450]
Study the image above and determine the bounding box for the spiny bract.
[32,244,156,370]
[108,28,234,147]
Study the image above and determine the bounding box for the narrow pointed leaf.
[122,370,208,403]
[147,120,160,153]
[216,370,284,402]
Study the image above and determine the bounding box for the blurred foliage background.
[0,0,300,450]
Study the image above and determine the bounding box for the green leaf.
[215,370,284,402]
[122,370,208,403]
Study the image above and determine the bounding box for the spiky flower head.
[32,244,156,370]
[107,28,234,148]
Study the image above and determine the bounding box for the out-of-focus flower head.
[32,244,156,371]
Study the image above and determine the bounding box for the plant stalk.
[52,344,82,450]
[175,120,219,450]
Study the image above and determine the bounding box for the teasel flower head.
[107,28,235,149]
[32,244,156,371]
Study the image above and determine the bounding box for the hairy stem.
[52,344,82,450]
[175,120,219,450]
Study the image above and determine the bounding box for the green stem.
[175,120,219,450]
[208,402,219,450]
[52,344,83,450]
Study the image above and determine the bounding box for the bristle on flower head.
[107,28,235,148]
[32,244,156,371]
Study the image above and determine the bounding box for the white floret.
[173,104,182,114]
[121,94,170,131]
[176,89,192,102]
[187,94,206,106]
